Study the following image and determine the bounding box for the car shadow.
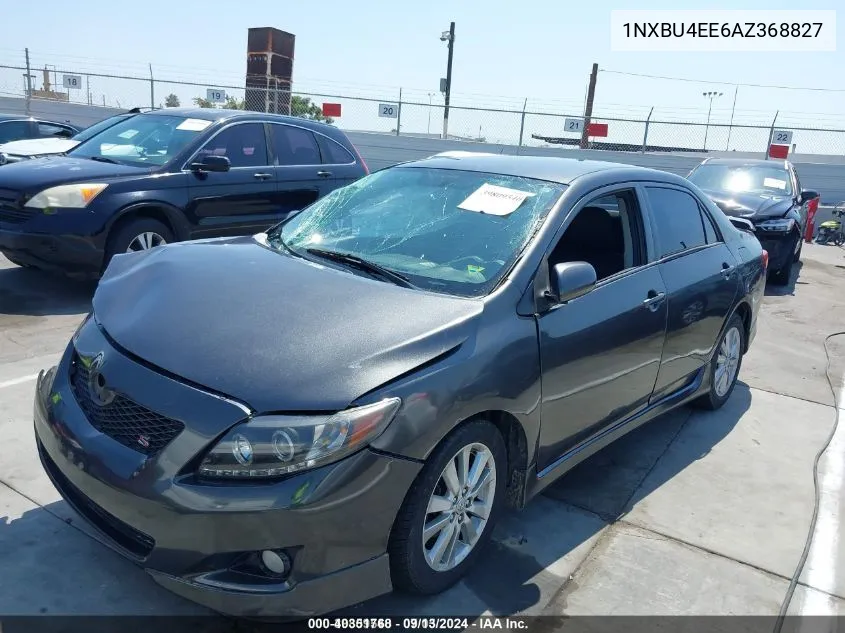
[764,261,804,297]
[341,384,753,618]
[0,263,95,316]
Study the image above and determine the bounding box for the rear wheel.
[793,237,803,262]
[389,420,506,595]
[104,217,173,272]
[693,313,745,411]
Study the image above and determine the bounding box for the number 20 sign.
[378,103,398,119]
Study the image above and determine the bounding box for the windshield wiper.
[306,248,415,289]
[88,155,119,164]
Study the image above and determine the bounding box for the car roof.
[698,157,790,169]
[0,113,33,122]
[401,152,674,186]
[144,107,340,133]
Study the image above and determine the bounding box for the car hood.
[699,188,793,221]
[93,236,483,413]
[0,155,150,193]
[0,137,79,158]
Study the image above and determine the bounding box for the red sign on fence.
[768,144,789,159]
[587,122,608,137]
[322,103,342,117]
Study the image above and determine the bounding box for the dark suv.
[0,108,368,277]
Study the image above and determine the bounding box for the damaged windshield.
[268,166,565,297]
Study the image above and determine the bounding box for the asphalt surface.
[1,242,844,622]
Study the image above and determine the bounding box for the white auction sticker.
[458,184,535,216]
[610,10,836,52]
[176,118,212,132]
[763,177,787,190]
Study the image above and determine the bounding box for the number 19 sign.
[206,89,227,103]
[378,103,399,119]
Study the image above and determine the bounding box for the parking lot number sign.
[564,118,583,133]
[206,89,226,103]
[771,130,793,146]
[62,74,82,90]
[379,103,399,119]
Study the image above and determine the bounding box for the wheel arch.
[105,202,190,244]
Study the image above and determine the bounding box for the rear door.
[314,133,362,189]
[0,120,36,144]
[268,122,336,220]
[642,184,740,401]
[186,121,280,238]
[36,121,76,139]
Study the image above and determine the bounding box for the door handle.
[721,262,734,278]
[317,170,333,178]
[253,172,273,180]
[643,290,665,311]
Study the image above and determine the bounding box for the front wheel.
[693,313,745,411]
[389,420,506,595]
[103,217,174,272]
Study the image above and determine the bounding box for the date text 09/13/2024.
[307,618,529,630]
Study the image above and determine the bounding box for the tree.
[291,95,333,124]
[164,93,180,108]
[193,96,213,108]
[224,96,245,110]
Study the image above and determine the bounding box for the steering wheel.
[448,255,487,267]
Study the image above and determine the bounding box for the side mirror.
[799,189,819,204]
[55,129,74,139]
[729,217,755,233]
[547,261,597,305]
[190,155,230,173]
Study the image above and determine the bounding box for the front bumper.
[33,319,422,617]
[756,231,797,271]
[0,227,103,276]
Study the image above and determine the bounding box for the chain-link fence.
[4,60,845,158]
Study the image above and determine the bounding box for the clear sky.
[1,0,842,144]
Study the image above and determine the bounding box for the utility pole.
[580,63,598,149]
[441,22,455,140]
[149,63,155,109]
[24,48,32,116]
[427,93,434,135]
[725,85,738,151]
[702,91,722,151]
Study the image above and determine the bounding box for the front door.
[641,185,739,400]
[536,188,668,472]
[186,121,280,238]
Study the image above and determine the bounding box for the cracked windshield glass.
[270,166,566,297]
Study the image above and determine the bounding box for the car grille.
[69,351,184,456]
[38,442,155,559]
[0,188,32,224]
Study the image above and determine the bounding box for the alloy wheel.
[715,326,741,397]
[422,442,496,572]
[126,232,166,253]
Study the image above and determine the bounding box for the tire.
[693,313,745,411]
[793,237,803,263]
[389,420,507,595]
[104,217,173,272]
[770,235,798,285]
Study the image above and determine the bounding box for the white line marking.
[0,374,38,390]
[800,374,844,616]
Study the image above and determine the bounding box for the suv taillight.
[351,144,369,174]
[761,250,769,270]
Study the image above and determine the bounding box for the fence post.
[641,106,653,153]
[518,98,527,147]
[396,88,402,136]
[24,48,32,116]
[765,110,779,158]
[148,63,155,109]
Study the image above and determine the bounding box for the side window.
[548,189,643,282]
[701,208,719,243]
[792,168,802,201]
[0,121,32,143]
[38,122,74,138]
[195,123,269,168]
[316,135,355,165]
[270,124,322,166]
[645,187,707,259]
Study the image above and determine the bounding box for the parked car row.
[0,113,81,163]
[1,107,816,618]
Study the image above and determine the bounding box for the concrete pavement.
[1,243,843,620]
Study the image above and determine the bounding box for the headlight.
[757,218,795,233]
[198,397,402,479]
[25,183,108,209]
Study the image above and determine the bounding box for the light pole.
[440,22,455,140]
[427,92,434,135]
[702,91,722,151]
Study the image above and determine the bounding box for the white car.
[0,109,144,165]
